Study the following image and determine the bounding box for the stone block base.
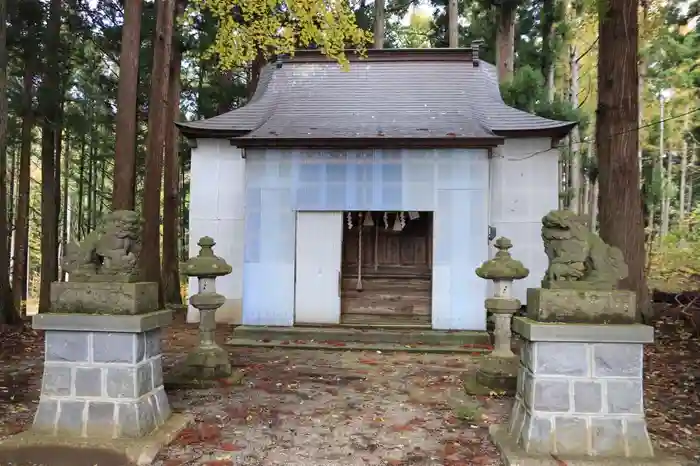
[489,424,682,466]
[510,319,655,458]
[50,281,159,315]
[31,312,173,439]
[526,288,636,324]
[180,345,232,380]
[0,413,192,466]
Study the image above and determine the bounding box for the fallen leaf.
[219,442,245,451]
[359,358,378,365]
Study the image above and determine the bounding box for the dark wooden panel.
[341,313,431,326]
[341,212,433,326]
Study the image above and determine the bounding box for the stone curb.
[489,424,683,466]
[0,413,192,466]
[226,338,493,354]
[32,310,173,333]
[512,317,654,343]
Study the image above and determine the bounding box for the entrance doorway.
[341,211,433,327]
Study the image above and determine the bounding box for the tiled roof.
[177,48,576,143]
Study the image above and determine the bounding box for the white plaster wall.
[488,138,559,303]
[187,139,245,324]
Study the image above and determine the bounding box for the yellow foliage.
[187,0,373,70]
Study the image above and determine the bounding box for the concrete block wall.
[34,329,171,438]
[509,340,654,457]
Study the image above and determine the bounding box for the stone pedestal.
[527,288,637,324]
[50,281,159,315]
[505,317,655,458]
[31,310,173,439]
[180,308,231,379]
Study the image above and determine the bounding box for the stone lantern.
[464,237,528,397]
[181,236,233,380]
[476,237,529,358]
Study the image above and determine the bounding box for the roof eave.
[175,121,250,140]
[232,136,504,149]
[492,122,577,140]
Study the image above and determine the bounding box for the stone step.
[226,338,492,354]
[229,325,491,346]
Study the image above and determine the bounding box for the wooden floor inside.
[341,212,432,327]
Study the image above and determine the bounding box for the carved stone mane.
[541,210,628,290]
[62,210,143,282]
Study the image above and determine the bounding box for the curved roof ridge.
[177,51,576,142]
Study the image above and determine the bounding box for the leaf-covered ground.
[0,311,698,465]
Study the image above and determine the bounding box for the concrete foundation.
[504,317,655,458]
[31,311,173,439]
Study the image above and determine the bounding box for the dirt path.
[1,312,699,465]
[157,348,505,466]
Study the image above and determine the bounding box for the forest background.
[0,0,698,324]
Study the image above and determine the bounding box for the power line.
[507,106,700,161]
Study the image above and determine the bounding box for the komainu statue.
[541,210,628,290]
[62,210,142,282]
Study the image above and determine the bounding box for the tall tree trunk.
[447,0,458,48]
[38,0,62,314]
[113,0,143,211]
[590,177,599,232]
[688,143,696,213]
[141,0,175,306]
[8,140,15,259]
[162,41,183,306]
[60,133,70,281]
[76,120,86,241]
[13,63,34,314]
[679,108,690,223]
[659,95,669,236]
[637,57,646,188]
[541,0,555,99]
[569,45,581,213]
[54,99,65,280]
[0,0,19,324]
[596,0,649,321]
[495,5,515,83]
[374,0,386,49]
[246,52,265,100]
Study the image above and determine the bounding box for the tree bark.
[76,118,86,241]
[659,95,669,237]
[141,0,175,306]
[374,0,386,49]
[12,62,34,315]
[447,0,458,48]
[54,98,65,280]
[0,0,19,324]
[541,0,555,99]
[596,0,649,321]
[162,37,183,306]
[495,5,515,83]
[688,142,696,213]
[60,133,70,281]
[38,0,62,314]
[569,45,581,214]
[112,0,144,211]
[679,109,690,223]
